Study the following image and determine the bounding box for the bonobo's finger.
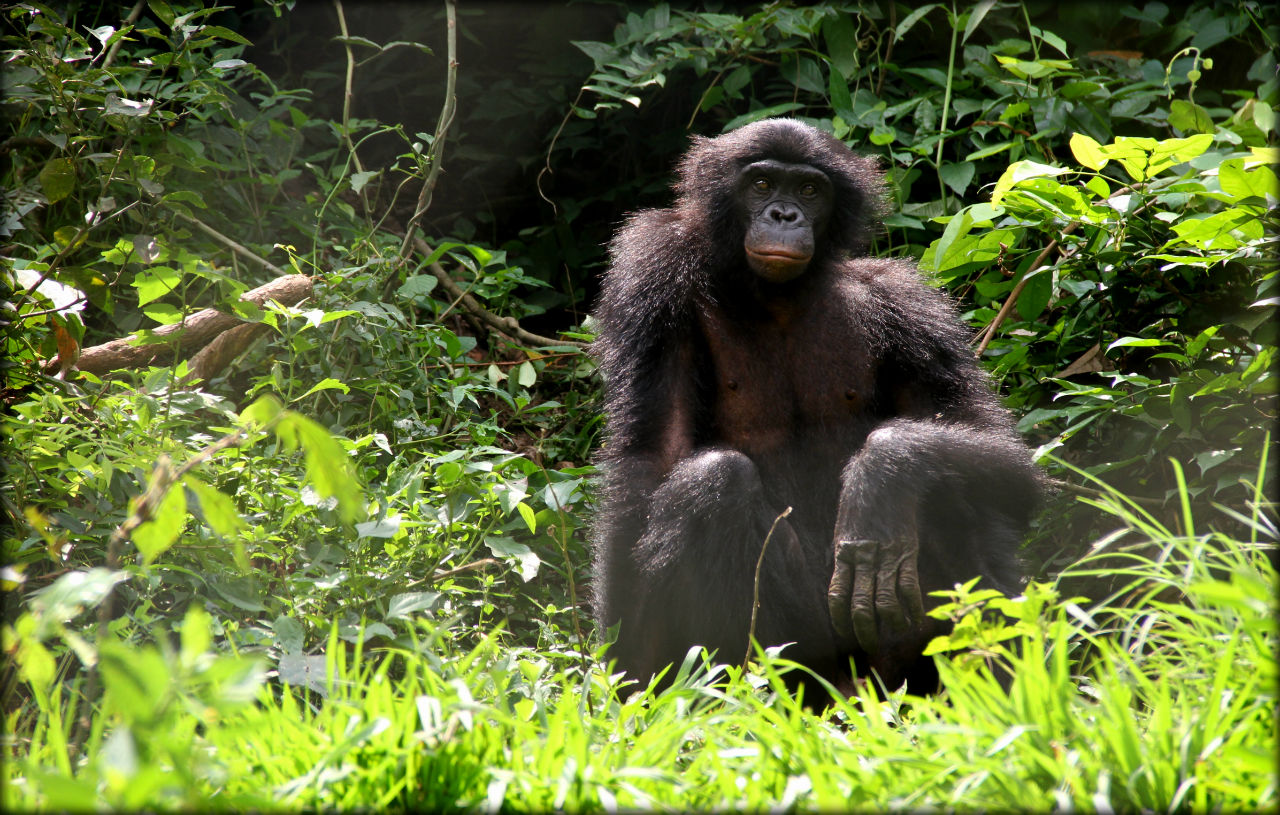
[848,538,879,653]
[875,544,911,638]
[827,543,855,640]
[897,544,926,627]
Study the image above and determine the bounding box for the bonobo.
[591,118,1042,700]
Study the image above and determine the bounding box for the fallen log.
[49,274,312,377]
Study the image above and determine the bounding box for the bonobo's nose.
[769,206,799,223]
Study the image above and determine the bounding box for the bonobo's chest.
[696,281,878,454]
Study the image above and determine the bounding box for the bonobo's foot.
[826,537,926,655]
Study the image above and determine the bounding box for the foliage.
[1,0,1276,810]
[5,471,1274,811]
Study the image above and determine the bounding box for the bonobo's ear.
[671,119,888,256]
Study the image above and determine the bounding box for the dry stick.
[174,211,290,277]
[331,0,371,216]
[973,222,1079,358]
[397,0,458,263]
[744,506,793,668]
[101,0,146,70]
[414,238,588,349]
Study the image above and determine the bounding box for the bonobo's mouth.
[746,248,810,263]
[746,247,811,282]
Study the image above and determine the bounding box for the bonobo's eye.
[799,183,817,197]
[752,177,771,192]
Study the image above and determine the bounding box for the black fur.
[592,118,1042,701]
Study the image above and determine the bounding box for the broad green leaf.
[1147,133,1214,172]
[1016,268,1053,321]
[272,615,304,654]
[1168,99,1213,134]
[962,0,998,43]
[142,302,182,324]
[895,4,939,39]
[1107,337,1171,351]
[991,160,1069,205]
[295,378,351,401]
[517,501,537,534]
[184,475,246,539]
[822,13,859,79]
[240,394,284,428]
[132,267,182,306]
[132,483,187,565]
[37,158,75,203]
[355,514,401,538]
[387,591,440,619]
[31,568,128,626]
[939,162,976,195]
[349,169,378,193]
[484,536,540,582]
[275,412,365,524]
[1069,132,1107,170]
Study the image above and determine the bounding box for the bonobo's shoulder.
[609,209,699,261]
[836,257,942,299]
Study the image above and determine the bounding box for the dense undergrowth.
[2,1,1275,810]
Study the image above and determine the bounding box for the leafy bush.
[2,0,1276,810]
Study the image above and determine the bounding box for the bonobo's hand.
[826,537,926,654]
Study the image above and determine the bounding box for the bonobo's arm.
[826,262,1042,661]
[592,211,708,625]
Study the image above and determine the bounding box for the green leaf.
[822,13,859,79]
[991,160,1069,205]
[272,615,304,654]
[1107,337,1170,351]
[895,4,940,40]
[183,475,246,540]
[485,536,541,582]
[939,162,976,195]
[1168,99,1214,134]
[275,412,365,525]
[1070,133,1107,170]
[31,568,128,626]
[1016,268,1053,321]
[240,394,284,428]
[517,501,537,534]
[387,591,440,619]
[132,482,187,565]
[962,0,998,43]
[37,158,75,204]
[132,267,182,306]
[142,302,182,324]
[295,378,351,401]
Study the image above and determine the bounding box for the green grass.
[4,477,1275,812]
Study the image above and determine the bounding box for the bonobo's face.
[737,159,834,283]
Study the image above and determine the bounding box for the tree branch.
[974,222,1079,358]
[50,274,312,376]
[415,236,588,349]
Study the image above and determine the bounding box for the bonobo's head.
[672,118,886,283]
[737,158,833,283]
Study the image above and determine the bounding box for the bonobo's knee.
[665,448,762,500]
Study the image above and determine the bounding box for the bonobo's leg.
[607,448,837,688]
[827,420,1039,689]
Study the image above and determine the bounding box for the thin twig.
[974,222,1079,357]
[173,211,290,277]
[397,0,458,262]
[744,506,792,668]
[101,0,146,70]
[331,0,371,216]
[415,238,588,349]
